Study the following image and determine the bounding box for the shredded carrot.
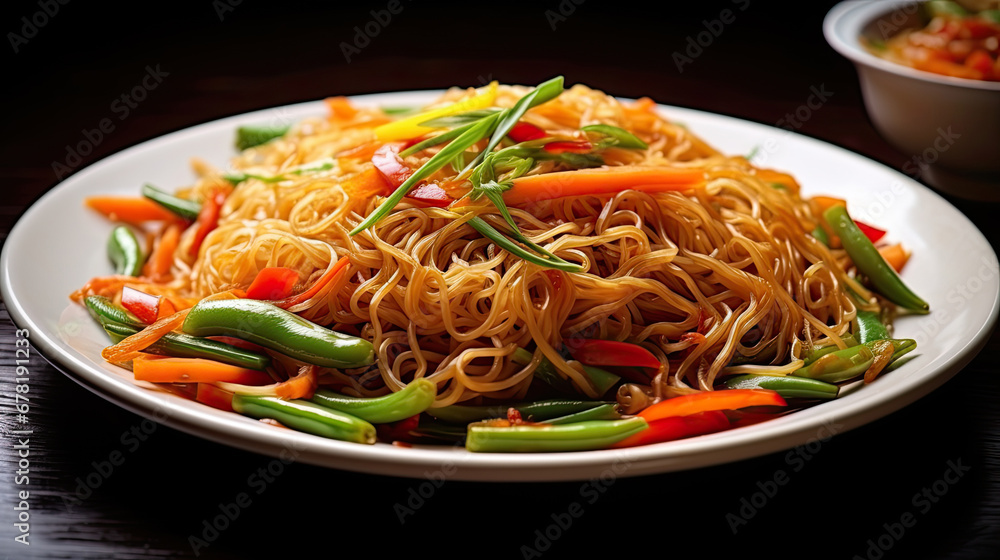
[325,96,358,120]
[85,196,177,224]
[503,166,707,206]
[100,289,242,364]
[274,256,350,309]
[626,97,657,114]
[337,141,382,160]
[878,243,911,273]
[810,196,847,214]
[133,354,272,385]
[102,308,190,364]
[274,365,318,400]
[70,275,135,303]
[340,166,393,199]
[755,169,802,193]
[143,222,182,281]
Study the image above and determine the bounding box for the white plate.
[2,91,997,481]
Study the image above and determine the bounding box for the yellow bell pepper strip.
[374,81,498,141]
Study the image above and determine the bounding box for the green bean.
[310,378,436,423]
[85,295,271,370]
[512,347,620,396]
[793,339,916,383]
[85,295,144,329]
[141,183,201,220]
[102,321,271,371]
[802,334,858,366]
[853,310,890,345]
[236,124,291,151]
[181,299,374,368]
[232,395,375,444]
[545,404,622,425]
[924,1,967,18]
[426,399,614,424]
[811,225,830,247]
[721,374,840,399]
[465,418,647,452]
[107,226,145,277]
[824,205,928,313]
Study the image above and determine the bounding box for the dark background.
[1,0,999,558]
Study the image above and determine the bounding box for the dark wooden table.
[2,1,998,558]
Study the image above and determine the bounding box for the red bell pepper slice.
[376,414,421,443]
[567,339,661,370]
[189,188,228,257]
[196,383,234,412]
[246,267,300,300]
[639,389,786,423]
[508,121,546,142]
[854,220,886,244]
[543,140,592,154]
[405,183,453,207]
[612,410,730,448]
[372,144,412,188]
[121,286,169,325]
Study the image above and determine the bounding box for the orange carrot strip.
[337,141,381,160]
[102,308,191,364]
[274,365,319,400]
[811,196,847,214]
[878,243,911,273]
[85,196,177,223]
[503,166,706,206]
[325,96,358,120]
[273,256,350,309]
[133,354,272,385]
[340,166,393,199]
[143,223,182,280]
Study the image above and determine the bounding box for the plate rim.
[2,90,997,481]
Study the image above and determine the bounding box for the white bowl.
[824,1,1000,200]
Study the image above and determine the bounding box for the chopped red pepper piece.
[567,339,661,370]
[196,383,234,412]
[189,188,228,257]
[508,121,546,142]
[371,144,412,188]
[639,389,786,423]
[543,140,592,154]
[405,183,453,207]
[376,414,421,443]
[246,267,300,300]
[121,286,165,325]
[854,220,887,244]
[611,410,730,448]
